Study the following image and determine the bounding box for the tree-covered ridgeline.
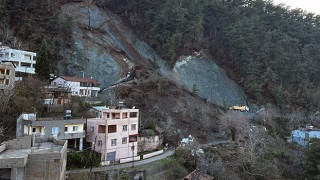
[107,0,320,110]
[0,0,73,75]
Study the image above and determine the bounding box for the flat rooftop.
[33,117,85,121]
[0,142,63,168]
[0,142,62,159]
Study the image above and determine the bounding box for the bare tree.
[310,111,320,128]
[257,106,279,131]
[219,111,250,141]
[0,125,4,137]
[0,89,14,123]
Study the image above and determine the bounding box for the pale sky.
[272,0,320,15]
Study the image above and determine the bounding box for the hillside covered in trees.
[2,1,320,179]
[2,0,320,110]
[106,0,320,110]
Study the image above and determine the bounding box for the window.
[98,125,106,133]
[131,124,136,131]
[108,125,117,133]
[98,140,102,146]
[73,126,78,132]
[32,128,36,133]
[65,127,68,132]
[122,113,128,118]
[52,127,59,135]
[122,137,127,144]
[130,112,137,118]
[5,70,9,75]
[111,139,117,146]
[122,125,127,131]
[112,113,120,119]
[129,135,138,142]
[5,79,9,86]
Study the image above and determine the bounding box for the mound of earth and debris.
[58,2,248,142]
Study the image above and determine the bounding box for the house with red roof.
[51,76,100,97]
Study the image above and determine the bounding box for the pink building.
[86,107,139,163]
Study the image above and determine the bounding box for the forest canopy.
[107,0,320,110]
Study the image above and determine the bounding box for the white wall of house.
[64,124,84,133]
[51,77,100,97]
[0,47,36,74]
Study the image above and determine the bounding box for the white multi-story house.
[86,106,139,163]
[51,76,100,97]
[0,46,36,79]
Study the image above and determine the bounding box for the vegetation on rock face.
[107,0,320,110]
[35,39,51,81]
[305,139,320,178]
[0,0,72,74]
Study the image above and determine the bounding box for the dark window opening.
[129,135,138,142]
[32,128,36,133]
[108,125,117,133]
[65,127,68,132]
[98,125,106,133]
[130,112,137,118]
[112,113,120,119]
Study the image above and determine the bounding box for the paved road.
[67,149,174,174]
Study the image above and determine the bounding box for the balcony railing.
[59,131,85,139]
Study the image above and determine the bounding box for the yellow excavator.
[229,105,249,112]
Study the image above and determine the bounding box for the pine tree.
[35,39,50,81]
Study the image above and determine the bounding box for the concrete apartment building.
[86,106,139,163]
[16,113,86,151]
[51,76,100,97]
[0,135,67,180]
[0,46,36,79]
[0,61,15,90]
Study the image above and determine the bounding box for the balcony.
[58,131,85,139]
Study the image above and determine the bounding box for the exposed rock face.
[59,3,134,88]
[58,3,247,107]
[172,55,247,107]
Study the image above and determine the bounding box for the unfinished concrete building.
[0,61,15,90]
[0,135,67,180]
[86,105,139,163]
[16,113,86,151]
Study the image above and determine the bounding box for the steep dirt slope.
[58,2,247,107]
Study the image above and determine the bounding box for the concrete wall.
[138,135,163,152]
[0,155,28,168]
[0,144,6,153]
[0,62,15,90]
[16,114,24,138]
[25,140,67,180]
[11,167,25,180]
[142,150,164,159]
[3,135,32,150]
[119,156,141,163]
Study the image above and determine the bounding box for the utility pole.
[131,145,134,168]
[90,136,97,172]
